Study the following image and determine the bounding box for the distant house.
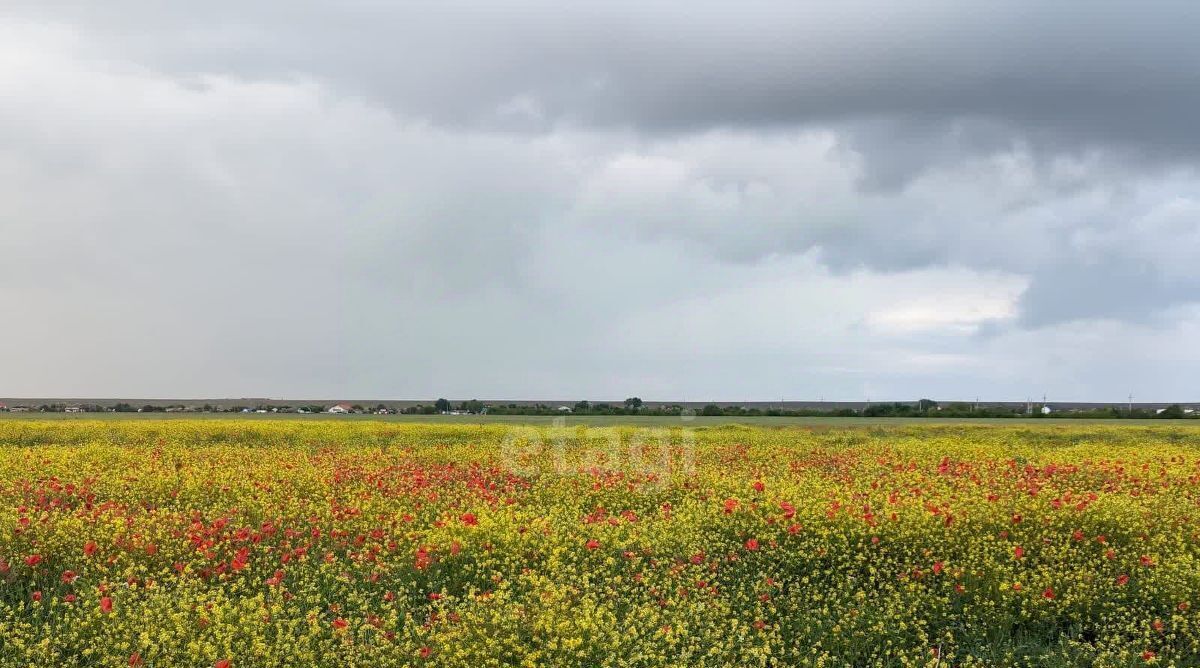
[1041,405,1053,415]
[0,403,7,412]
[328,403,352,414]
[557,405,572,413]
[10,406,30,413]
[64,405,84,413]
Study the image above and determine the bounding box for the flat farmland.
[3,420,1200,666]
[0,411,1185,427]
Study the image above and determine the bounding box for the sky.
[2,1,1199,402]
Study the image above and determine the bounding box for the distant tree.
[864,403,913,417]
[917,398,938,412]
[435,398,452,413]
[465,399,484,414]
[624,397,644,410]
[574,400,591,412]
[701,404,723,416]
[1158,404,1186,419]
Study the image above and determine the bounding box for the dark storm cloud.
[9,2,1200,147]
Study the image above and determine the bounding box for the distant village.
[0,398,1198,419]
[0,401,406,415]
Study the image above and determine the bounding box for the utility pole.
[1128,393,1134,416]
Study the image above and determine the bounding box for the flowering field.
[3,420,1200,666]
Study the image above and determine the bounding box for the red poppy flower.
[1013,546,1024,560]
[31,591,42,602]
[932,561,944,575]
[1116,574,1130,586]
[100,597,113,613]
[332,618,348,630]
[744,538,760,551]
[460,512,478,526]
[129,653,144,666]
[723,498,739,514]
[84,541,98,557]
[779,501,796,519]
[1042,587,1055,600]
[231,548,250,571]
[419,647,432,659]
[752,481,764,493]
[24,554,42,568]
[1142,650,1156,661]
[585,539,600,550]
[215,660,232,668]
[61,570,78,584]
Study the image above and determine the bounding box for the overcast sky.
[3,1,1199,401]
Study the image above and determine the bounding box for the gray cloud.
[2,2,1199,400]
[11,2,1200,152]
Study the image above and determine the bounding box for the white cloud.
[866,283,1024,334]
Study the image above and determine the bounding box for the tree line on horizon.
[5,398,1195,419]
